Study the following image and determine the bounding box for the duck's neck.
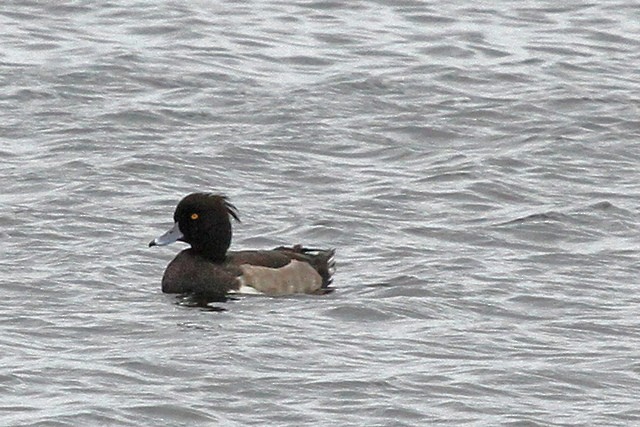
[185,220,233,263]
[191,243,228,262]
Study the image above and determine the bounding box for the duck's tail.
[274,245,336,290]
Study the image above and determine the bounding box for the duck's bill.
[149,222,183,247]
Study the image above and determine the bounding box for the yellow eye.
[190,213,199,220]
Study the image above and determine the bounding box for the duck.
[149,193,335,301]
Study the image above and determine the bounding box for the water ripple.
[1,0,639,426]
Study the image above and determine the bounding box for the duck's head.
[149,193,240,260]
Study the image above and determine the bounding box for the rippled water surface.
[2,1,640,425]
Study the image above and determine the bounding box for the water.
[1,1,639,425]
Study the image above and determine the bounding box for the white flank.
[229,276,264,295]
[237,260,322,295]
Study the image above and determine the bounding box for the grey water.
[1,1,639,425]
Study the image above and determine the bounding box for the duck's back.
[228,246,335,295]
